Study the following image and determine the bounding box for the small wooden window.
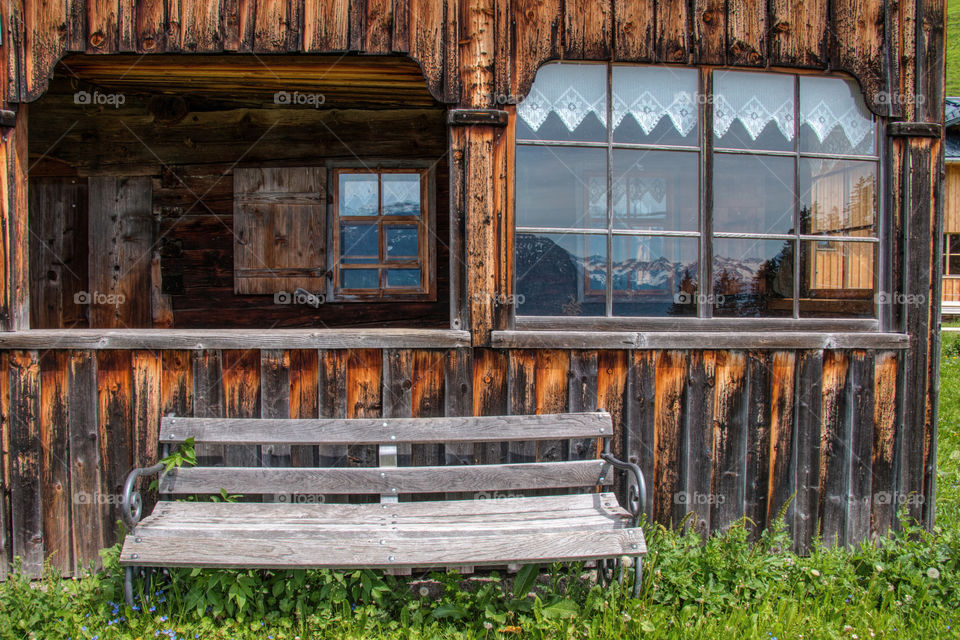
[945,234,960,276]
[332,168,433,301]
[233,167,327,295]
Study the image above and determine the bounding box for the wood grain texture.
[534,350,569,462]
[683,351,715,534]
[726,0,764,65]
[793,350,822,553]
[613,0,654,61]
[568,350,598,461]
[318,350,349,469]
[221,349,261,467]
[9,351,43,577]
[346,349,382,467]
[769,0,827,67]
[654,350,687,525]
[131,350,161,514]
[67,351,105,572]
[260,350,292,468]
[564,0,612,60]
[692,0,725,65]
[655,0,690,63]
[192,350,225,466]
[711,351,747,533]
[818,350,851,547]
[40,351,73,575]
[97,350,133,532]
[472,349,508,464]
[871,351,897,537]
[160,459,611,494]
[847,350,874,545]
[766,352,795,527]
[289,348,319,467]
[744,351,771,537]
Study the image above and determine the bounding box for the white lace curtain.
[518,63,874,148]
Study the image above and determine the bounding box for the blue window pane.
[340,174,378,216]
[341,269,379,289]
[611,236,699,317]
[516,233,606,316]
[387,269,421,288]
[382,174,421,216]
[340,224,379,263]
[385,225,419,260]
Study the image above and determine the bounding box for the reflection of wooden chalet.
[0,0,945,578]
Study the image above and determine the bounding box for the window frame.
[944,233,960,277]
[512,63,886,331]
[331,166,436,303]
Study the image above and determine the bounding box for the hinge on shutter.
[886,122,941,138]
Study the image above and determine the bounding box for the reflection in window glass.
[612,66,698,146]
[382,174,421,216]
[612,150,698,231]
[713,71,795,151]
[799,159,876,236]
[339,173,378,216]
[515,233,607,316]
[516,146,607,229]
[342,268,379,289]
[611,236,699,316]
[340,224,379,263]
[517,63,607,143]
[799,240,875,317]
[712,239,794,317]
[385,225,419,260]
[713,155,795,234]
[799,76,876,156]
[387,269,421,288]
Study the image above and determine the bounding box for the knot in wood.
[773,21,791,34]
[701,11,714,24]
[672,48,685,62]
[89,31,106,48]
[141,36,156,50]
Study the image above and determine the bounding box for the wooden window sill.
[491,330,910,350]
[0,329,471,350]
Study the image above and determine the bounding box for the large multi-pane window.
[514,63,879,320]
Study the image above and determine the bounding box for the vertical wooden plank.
[0,104,29,331]
[303,0,349,50]
[392,0,410,51]
[29,177,88,329]
[68,351,103,573]
[726,0,765,65]
[534,349,569,462]
[847,351,875,545]
[87,0,119,51]
[117,0,136,49]
[766,351,796,528]
[830,0,888,115]
[568,350,598,460]
[87,177,153,328]
[318,350,348,469]
[9,352,42,577]
[655,0,690,63]
[65,0,88,50]
[192,351,224,466]
[794,350,823,553]
[597,350,628,462]
[563,0,612,59]
[692,0,726,65]
[464,128,498,345]
[507,350,536,463]
[24,0,67,100]
[510,0,562,98]
[363,0,393,52]
[444,347,473,468]
[261,350,292,468]
[221,350,261,467]
[253,0,293,51]
[819,351,851,547]
[409,350,444,467]
[40,352,72,575]
[0,353,9,579]
[409,0,448,102]
[683,351,715,534]
[613,0,654,61]
[744,351,772,538]
[627,350,656,518]
[710,351,748,533]
[289,349,319,467]
[131,350,160,516]
[135,0,166,52]
[654,350,687,526]
[346,349,382,468]
[383,349,415,466]
[160,350,193,418]
[768,0,827,67]
[180,0,224,51]
[472,348,508,464]
[96,350,133,539]
[871,351,898,537]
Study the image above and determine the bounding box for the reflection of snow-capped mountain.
[711,254,768,280]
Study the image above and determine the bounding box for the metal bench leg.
[124,566,135,607]
[632,556,642,598]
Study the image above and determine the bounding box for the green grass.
[948,0,960,96]
[3,343,960,640]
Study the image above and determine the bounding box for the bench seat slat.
[120,528,646,569]
[141,494,628,526]
[160,460,611,495]
[159,412,612,445]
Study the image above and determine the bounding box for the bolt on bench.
[119,411,647,604]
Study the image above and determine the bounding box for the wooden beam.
[0,104,28,331]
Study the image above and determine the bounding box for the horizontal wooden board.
[159,412,613,444]
[492,331,910,350]
[0,329,471,350]
[159,460,612,494]
[119,528,646,568]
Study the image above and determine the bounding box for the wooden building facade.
[0,0,945,578]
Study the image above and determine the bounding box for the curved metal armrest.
[600,453,647,528]
[122,463,165,530]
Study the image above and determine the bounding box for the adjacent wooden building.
[0,0,945,578]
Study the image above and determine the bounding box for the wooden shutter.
[233,167,327,295]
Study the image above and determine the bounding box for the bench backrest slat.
[160,460,611,495]
[159,412,611,445]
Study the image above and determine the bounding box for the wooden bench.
[119,411,647,603]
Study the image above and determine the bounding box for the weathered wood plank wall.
[0,345,913,577]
